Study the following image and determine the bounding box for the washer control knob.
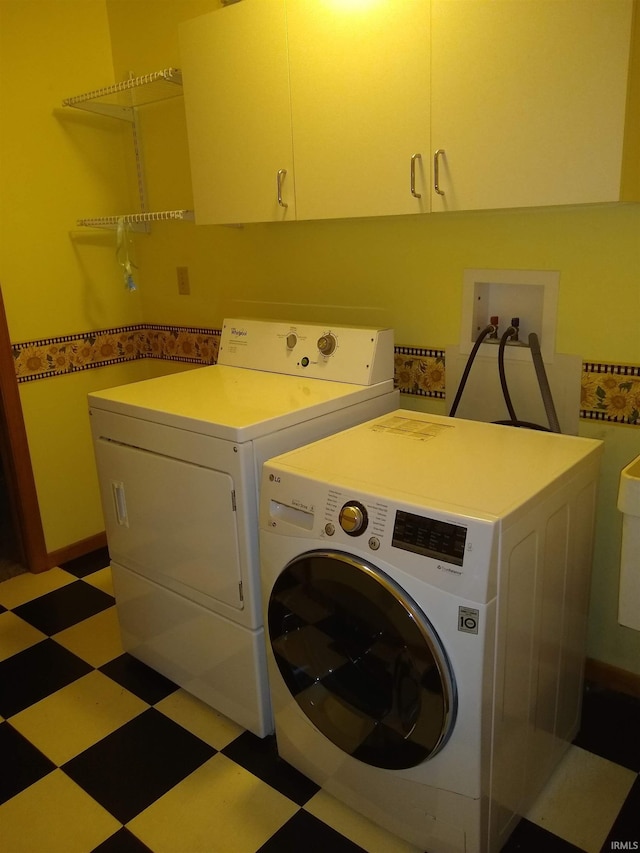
[286,333,297,350]
[317,333,337,356]
[339,502,368,536]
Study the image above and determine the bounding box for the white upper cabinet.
[180,0,429,224]
[180,0,295,224]
[180,0,639,224]
[430,0,639,211]
[286,0,430,221]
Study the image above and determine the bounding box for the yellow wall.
[0,0,138,553]
[0,0,143,340]
[1,0,639,674]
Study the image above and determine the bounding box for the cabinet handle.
[410,153,422,198]
[277,169,288,208]
[434,149,446,196]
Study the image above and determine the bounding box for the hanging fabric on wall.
[116,217,137,292]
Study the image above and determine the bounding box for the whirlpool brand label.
[458,606,479,635]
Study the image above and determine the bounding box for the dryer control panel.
[217,318,394,385]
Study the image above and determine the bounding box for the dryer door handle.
[111,481,129,527]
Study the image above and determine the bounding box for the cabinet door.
[180,0,295,224]
[431,0,635,211]
[287,0,430,221]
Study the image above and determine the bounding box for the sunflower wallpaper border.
[394,346,446,398]
[12,324,221,382]
[581,362,640,426]
[10,325,639,427]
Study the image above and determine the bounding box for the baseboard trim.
[47,532,108,571]
[585,657,640,699]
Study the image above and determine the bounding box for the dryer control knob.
[317,333,337,356]
[286,333,297,350]
[339,502,368,536]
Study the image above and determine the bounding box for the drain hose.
[528,332,561,433]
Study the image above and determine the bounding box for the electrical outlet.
[177,266,190,296]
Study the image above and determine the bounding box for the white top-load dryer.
[88,319,397,737]
[259,411,602,852]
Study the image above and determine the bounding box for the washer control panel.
[322,490,469,568]
[262,467,497,603]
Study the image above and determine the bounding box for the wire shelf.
[65,70,190,233]
[63,68,183,120]
[76,210,194,230]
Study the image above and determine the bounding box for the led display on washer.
[392,510,467,566]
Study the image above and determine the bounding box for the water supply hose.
[448,324,496,417]
[450,324,562,433]
[498,326,519,425]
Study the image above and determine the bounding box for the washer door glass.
[268,550,457,770]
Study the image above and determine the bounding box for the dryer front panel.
[267,549,457,770]
[94,437,243,611]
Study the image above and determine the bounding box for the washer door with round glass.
[268,550,457,770]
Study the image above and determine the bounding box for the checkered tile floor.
[1,549,639,853]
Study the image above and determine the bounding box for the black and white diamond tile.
[99,653,179,705]
[63,708,216,824]
[13,579,114,635]
[222,730,320,806]
[257,808,367,853]
[0,639,93,718]
[575,685,640,773]
[0,550,638,853]
[0,722,56,805]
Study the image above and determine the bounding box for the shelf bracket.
[62,69,190,232]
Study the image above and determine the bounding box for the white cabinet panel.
[431,0,636,211]
[180,0,429,223]
[180,0,295,224]
[287,0,430,220]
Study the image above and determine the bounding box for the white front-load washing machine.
[259,411,602,853]
[88,319,397,738]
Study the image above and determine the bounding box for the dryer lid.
[88,365,393,442]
